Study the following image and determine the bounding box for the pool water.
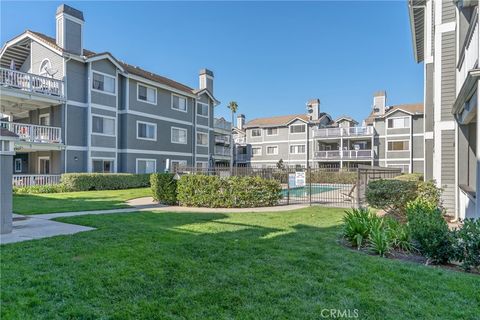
[282,185,338,197]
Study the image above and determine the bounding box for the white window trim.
[171,93,188,113]
[135,158,157,174]
[91,71,116,96]
[289,124,306,134]
[171,126,188,144]
[136,120,157,141]
[266,145,279,155]
[387,116,410,129]
[39,113,50,126]
[196,102,209,118]
[265,127,279,136]
[91,157,116,173]
[251,128,262,137]
[37,156,50,174]
[251,146,262,156]
[92,114,116,137]
[196,131,209,146]
[289,144,306,154]
[136,82,157,105]
[14,158,22,173]
[387,139,410,151]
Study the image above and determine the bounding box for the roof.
[335,115,358,124]
[56,4,84,21]
[364,103,424,125]
[408,0,426,63]
[17,31,196,95]
[0,127,19,138]
[245,114,312,128]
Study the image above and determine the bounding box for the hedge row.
[176,175,282,208]
[150,173,177,205]
[61,173,150,191]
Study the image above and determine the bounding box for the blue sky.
[1,1,423,123]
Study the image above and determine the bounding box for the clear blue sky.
[1,1,423,123]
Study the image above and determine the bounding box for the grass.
[13,187,151,214]
[1,207,478,319]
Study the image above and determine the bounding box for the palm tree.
[227,101,238,171]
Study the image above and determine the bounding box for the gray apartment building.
[409,0,479,219]
[213,117,232,166]
[0,4,220,185]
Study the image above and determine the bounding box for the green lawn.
[13,188,152,214]
[1,207,478,319]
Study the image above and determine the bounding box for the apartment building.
[409,0,479,219]
[213,117,232,166]
[0,4,219,185]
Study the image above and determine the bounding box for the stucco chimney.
[56,4,84,55]
[237,114,245,130]
[307,99,321,121]
[199,68,214,94]
[373,91,386,116]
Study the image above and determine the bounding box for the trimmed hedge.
[366,179,418,215]
[150,173,177,205]
[13,184,71,194]
[177,175,282,208]
[61,173,151,191]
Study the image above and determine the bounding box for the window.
[388,140,410,151]
[251,129,262,137]
[137,84,156,104]
[196,161,208,169]
[92,72,115,94]
[137,121,156,140]
[197,132,209,146]
[252,147,262,156]
[387,117,410,129]
[171,127,187,144]
[92,159,113,173]
[136,159,156,174]
[92,116,115,135]
[39,114,50,126]
[171,160,187,171]
[172,94,187,112]
[290,124,306,133]
[266,145,278,155]
[197,103,209,117]
[290,144,306,154]
[14,158,22,173]
[266,128,278,136]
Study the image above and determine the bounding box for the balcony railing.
[0,68,64,98]
[215,135,231,144]
[234,137,247,144]
[457,8,479,93]
[313,126,374,138]
[13,174,62,187]
[314,149,374,160]
[215,146,231,156]
[213,118,232,131]
[0,121,62,144]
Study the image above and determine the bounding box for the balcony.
[314,149,374,160]
[0,121,62,144]
[313,126,374,139]
[235,153,249,162]
[457,8,479,93]
[1,68,64,98]
[215,135,231,145]
[214,118,232,132]
[234,137,247,145]
[215,145,231,157]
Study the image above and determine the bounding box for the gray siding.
[441,130,456,214]
[64,19,82,55]
[441,0,456,23]
[66,105,87,146]
[30,41,63,80]
[441,31,456,121]
[66,60,87,103]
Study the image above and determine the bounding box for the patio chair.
[341,184,356,202]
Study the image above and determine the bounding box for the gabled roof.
[335,115,358,125]
[244,114,310,128]
[364,103,424,125]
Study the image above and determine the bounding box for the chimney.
[56,4,84,55]
[307,98,321,121]
[199,68,214,94]
[237,114,245,130]
[373,91,386,116]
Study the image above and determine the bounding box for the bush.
[366,179,417,215]
[177,175,282,208]
[406,199,453,264]
[384,218,414,252]
[452,219,480,271]
[343,208,381,249]
[416,181,442,209]
[150,173,177,205]
[61,173,150,191]
[13,183,71,194]
[395,173,423,182]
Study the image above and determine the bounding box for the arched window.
[39,59,52,76]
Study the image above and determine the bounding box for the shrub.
[406,199,453,264]
[452,219,480,271]
[415,181,442,209]
[366,179,417,215]
[395,173,423,182]
[177,175,282,208]
[61,173,150,191]
[13,183,71,194]
[369,227,391,257]
[384,218,414,252]
[343,208,380,249]
[150,173,177,205]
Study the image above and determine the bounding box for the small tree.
[228,101,239,172]
[276,159,285,170]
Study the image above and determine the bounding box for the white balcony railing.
[0,68,65,98]
[457,8,479,93]
[13,174,61,187]
[314,149,374,160]
[214,118,232,131]
[234,137,247,144]
[215,145,231,156]
[215,135,231,144]
[0,121,62,144]
[313,126,374,138]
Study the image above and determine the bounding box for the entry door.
[38,157,50,174]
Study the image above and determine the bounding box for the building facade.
[0,4,220,184]
[409,0,479,219]
[213,117,232,166]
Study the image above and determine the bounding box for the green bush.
[177,175,282,208]
[406,199,453,264]
[150,173,177,205]
[366,179,418,215]
[384,218,414,252]
[61,173,150,191]
[343,208,381,249]
[415,181,442,208]
[452,219,480,271]
[13,183,71,194]
[395,173,424,182]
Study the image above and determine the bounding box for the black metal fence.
[173,165,402,208]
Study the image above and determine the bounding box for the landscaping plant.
[342,207,380,249]
[368,226,391,257]
[452,219,480,272]
[365,179,417,216]
[62,173,151,191]
[384,218,414,252]
[150,173,177,205]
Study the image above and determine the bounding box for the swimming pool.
[282,185,338,197]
